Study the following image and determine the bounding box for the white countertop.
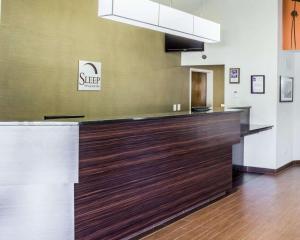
[0,122,79,126]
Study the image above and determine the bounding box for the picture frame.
[280,76,294,102]
[229,68,240,84]
[251,75,265,94]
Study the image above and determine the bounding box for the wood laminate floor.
[143,167,300,240]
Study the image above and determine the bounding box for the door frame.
[189,68,214,112]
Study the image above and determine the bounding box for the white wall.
[277,0,300,164]
[277,52,295,168]
[293,54,300,161]
[244,130,277,169]
[181,0,279,169]
[276,0,295,167]
[182,0,278,125]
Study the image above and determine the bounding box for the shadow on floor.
[232,171,262,188]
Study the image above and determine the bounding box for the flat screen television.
[165,34,205,52]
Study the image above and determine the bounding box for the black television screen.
[165,34,204,52]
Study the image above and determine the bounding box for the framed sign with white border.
[78,60,102,91]
[280,76,294,102]
[229,68,240,84]
[251,75,265,94]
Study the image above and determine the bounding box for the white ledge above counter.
[0,121,78,126]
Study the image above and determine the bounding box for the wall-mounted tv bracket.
[291,0,300,49]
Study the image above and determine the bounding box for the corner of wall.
[275,0,299,168]
[0,0,2,24]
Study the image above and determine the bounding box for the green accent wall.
[0,0,190,121]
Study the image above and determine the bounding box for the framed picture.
[229,68,241,84]
[229,68,240,84]
[280,76,294,102]
[251,75,265,94]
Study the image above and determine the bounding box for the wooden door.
[192,72,207,107]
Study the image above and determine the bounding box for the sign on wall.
[78,60,102,91]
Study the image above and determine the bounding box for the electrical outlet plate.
[173,104,177,112]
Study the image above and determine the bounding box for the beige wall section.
[196,65,225,108]
[0,0,189,121]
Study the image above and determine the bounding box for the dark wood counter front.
[75,112,241,240]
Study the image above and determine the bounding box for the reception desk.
[0,110,241,240]
[75,110,241,240]
[0,122,79,240]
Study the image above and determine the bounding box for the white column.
[0,122,79,240]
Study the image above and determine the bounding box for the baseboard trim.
[234,161,300,175]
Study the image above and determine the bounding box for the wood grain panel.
[75,113,241,240]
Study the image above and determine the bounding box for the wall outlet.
[173,104,177,112]
[233,90,239,99]
[177,104,181,111]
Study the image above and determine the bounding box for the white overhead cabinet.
[113,0,159,25]
[99,0,160,31]
[98,0,221,43]
[194,16,221,42]
[159,5,194,35]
